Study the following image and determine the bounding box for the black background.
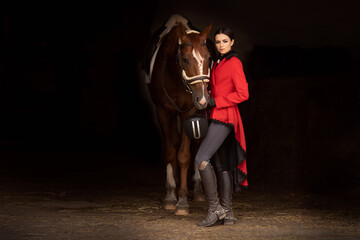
[1,0,359,193]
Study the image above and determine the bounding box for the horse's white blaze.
[166,163,176,189]
[192,49,204,75]
[198,84,207,105]
[191,49,208,105]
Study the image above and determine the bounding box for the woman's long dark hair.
[215,27,234,40]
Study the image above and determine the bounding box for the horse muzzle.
[191,84,210,110]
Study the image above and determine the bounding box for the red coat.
[210,54,249,188]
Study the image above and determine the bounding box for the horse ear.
[200,24,212,39]
[177,22,187,44]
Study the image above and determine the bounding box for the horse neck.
[156,29,182,85]
[161,27,180,61]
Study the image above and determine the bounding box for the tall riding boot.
[197,163,226,227]
[218,171,237,225]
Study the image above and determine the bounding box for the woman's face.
[215,33,234,56]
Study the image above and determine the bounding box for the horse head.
[177,23,212,110]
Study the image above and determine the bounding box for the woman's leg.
[195,123,232,169]
[212,133,237,224]
[216,168,237,224]
[195,123,232,227]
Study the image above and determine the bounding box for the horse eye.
[183,58,189,64]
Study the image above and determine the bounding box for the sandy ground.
[0,153,359,240]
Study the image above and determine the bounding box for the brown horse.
[148,19,212,215]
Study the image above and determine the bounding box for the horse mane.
[158,15,193,57]
[163,14,191,31]
[161,27,181,58]
[158,14,191,45]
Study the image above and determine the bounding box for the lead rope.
[161,57,194,113]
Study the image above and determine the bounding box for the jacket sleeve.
[215,58,249,108]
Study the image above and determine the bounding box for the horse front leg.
[164,161,177,210]
[156,107,179,211]
[193,160,206,202]
[163,131,179,211]
[191,141,206,202]
[175,130,191,216]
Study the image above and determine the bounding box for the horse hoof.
[193,193,206,202]
[175,209,189,216]
[163,204,177,211]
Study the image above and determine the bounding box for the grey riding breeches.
[195,122,232,168]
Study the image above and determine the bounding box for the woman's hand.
[208,98,216,108]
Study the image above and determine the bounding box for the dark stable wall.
[0,0,359,192]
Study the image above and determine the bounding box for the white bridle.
[182,70,210,85]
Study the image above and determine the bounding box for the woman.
[196,28,249,227]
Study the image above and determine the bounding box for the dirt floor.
[1,151,360,240]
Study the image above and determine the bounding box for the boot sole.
[197,213,226,227]
[198,219,222,227]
